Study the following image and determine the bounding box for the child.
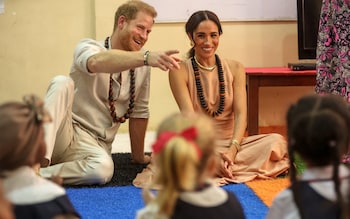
[136,112,245,219]
[266,94,350,219]
[0,95,80,219]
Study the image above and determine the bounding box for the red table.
[245,67,316,135]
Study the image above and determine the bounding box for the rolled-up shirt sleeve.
[73,38,104,74]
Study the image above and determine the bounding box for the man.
[40,0,180,185]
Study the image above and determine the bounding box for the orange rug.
[245,178,290,207]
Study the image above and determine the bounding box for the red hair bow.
[152,126,202,158]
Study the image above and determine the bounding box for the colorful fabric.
[316,0,350,101]
[316,0,350,163]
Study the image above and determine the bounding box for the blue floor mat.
[223,184,268,219]
[66,184,268,219]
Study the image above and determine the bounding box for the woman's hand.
[216,151,235,179]
[225,146,238,162]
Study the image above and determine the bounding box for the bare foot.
[50,175,63,186]
[131,154,151,164]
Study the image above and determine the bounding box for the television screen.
[297,0,323,60]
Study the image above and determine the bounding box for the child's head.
[150,112,217,215]
[287,94,350,167]
[0,95,51,172]
[286,94,350,219]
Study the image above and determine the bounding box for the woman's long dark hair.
[185,10,223,58]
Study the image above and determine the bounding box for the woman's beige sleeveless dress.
[133,58,289,187]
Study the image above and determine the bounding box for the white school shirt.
[266,164,350,219]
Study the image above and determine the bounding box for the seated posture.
[39,0,180,185]
[267,94,350,219]
[136,112,246,219]
[0,95,80,219]
[134,10,289,187]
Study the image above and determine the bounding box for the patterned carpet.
[65,153,290,204]
[64,153,291,219]
[65,153,149,188]
[246,178,290,207]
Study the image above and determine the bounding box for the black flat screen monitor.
[297,0,322,60]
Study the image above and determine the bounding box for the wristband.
[143,50,150,66]
[231,139,241,151]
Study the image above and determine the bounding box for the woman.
[168,10,289,183]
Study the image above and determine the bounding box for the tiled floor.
[111,131,155,153]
